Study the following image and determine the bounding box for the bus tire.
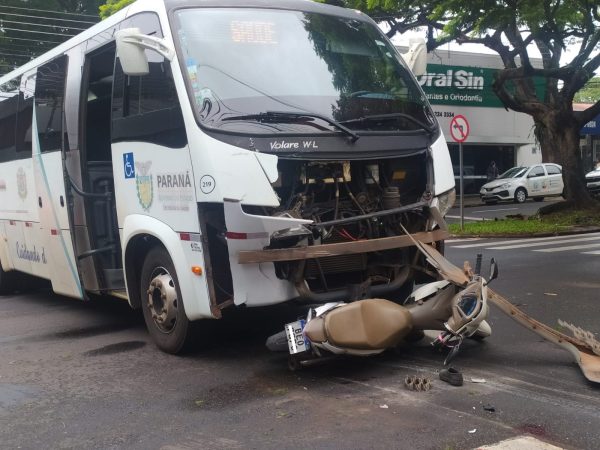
[140,246,191,354]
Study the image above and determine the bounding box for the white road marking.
[472,207,518,213]
[535,242,600,252]
[445,215,485,221]
[487,234,600,250]
[477,436,562,450]
[582,250,600,255]
[446,238,482,243]
[450,232,600,248]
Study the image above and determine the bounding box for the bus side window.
[112,59,186,148]
[0,78,19,162]
[111,13,186,148]
[16,94,33,156]
[35,55,68,153]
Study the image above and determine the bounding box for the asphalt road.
[1,234,599,450]
[447,197,563,222]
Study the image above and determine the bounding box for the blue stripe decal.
[32,104,84,298]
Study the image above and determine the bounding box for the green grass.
[449,208,600,236]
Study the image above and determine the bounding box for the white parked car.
[586,168,600,196]
[480,163,564,204]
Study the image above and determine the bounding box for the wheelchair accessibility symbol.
[123,152,135,179]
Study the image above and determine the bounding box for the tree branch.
[576,100,600,125]
[582,51,600,75]
[492,69,548,116]
[571,29,600,69]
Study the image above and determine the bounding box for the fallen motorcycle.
[267,251,496,368]
[267,235,600,384]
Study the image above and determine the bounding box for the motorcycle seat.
[307,299,413,350]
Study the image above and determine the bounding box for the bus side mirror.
[400,38,427,77]
[115,28,175,76]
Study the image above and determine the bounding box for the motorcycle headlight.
[446,283,484,335]
[436,188,456,217]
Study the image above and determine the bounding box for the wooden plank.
[237,229,448,264]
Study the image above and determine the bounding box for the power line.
[0,10,98,25]
[0,19,89,32]
[0,51,32,58]
[1,27,77,38]
[0,4,99,19]
[0,36,63,45]
[0,41,53,50]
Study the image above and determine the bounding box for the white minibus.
[0,0,455,353]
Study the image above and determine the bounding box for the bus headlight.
[437,188,456,217]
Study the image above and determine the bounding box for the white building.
[412,48,542,193]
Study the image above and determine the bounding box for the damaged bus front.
[169,1,455,311]
[110,0,455,353]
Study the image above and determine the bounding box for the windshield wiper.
[222,110,360,142]
[339,113,434,134]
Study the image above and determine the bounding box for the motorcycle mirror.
[444,341,462,365]
[488,258,499,283]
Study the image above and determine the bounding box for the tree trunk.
[535,115,597,208]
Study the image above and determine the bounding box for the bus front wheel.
[140,247,191,354]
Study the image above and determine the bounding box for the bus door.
[75,42,124,293]
[32,56,84,298]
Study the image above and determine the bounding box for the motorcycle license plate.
[285,320,310,354]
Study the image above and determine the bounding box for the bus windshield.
[173,8,435,135]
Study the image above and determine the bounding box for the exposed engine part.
[365,164,379,185]
[266,154,431,296]
[382,186,401,210]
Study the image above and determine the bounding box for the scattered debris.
[483,404,496,412]
[404,375,432,391]
[468,429,477,434]
[379,404,389,409]
[558,320,600,355]
[194,400,204,407]
[544,292,558,296]
[470,377,487,383]
[439,367,464,386]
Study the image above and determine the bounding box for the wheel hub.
[146,272,178,333]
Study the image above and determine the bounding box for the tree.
[99,0,136,20]
[0,0,101,76]
[575,77,600,104]
[340,0,600,207]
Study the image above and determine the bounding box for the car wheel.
[533,197,544,202]
[514,188,527,203]
[140,246,191,354]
